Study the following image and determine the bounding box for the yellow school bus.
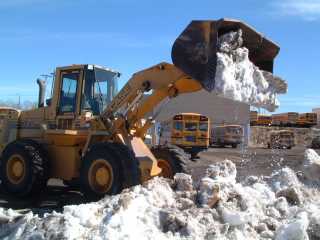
[297,113,317,127]
[159,113,210,157]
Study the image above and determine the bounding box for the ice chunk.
[173,173,194,192]
[308,207,320,238]
[205,160,237,183]
[275,212,309,240]
[220,206,249,226]
[214,30,287,112]
[302,149,320,182]
[274,197,289,216]
[269,167,300,192]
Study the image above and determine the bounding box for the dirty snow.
[215,29,287,112]
[1,150,320,240]
[303,149,320,183]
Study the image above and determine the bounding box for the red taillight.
[173,132,181,137]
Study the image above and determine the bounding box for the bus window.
[185,122,197,131]
[199,122,208,131]
[174,121,183,131]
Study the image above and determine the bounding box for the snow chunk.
[275,212,309,240]
[206,160,237,183]
[220,206,249,226]
[303,149,320,182]
[269,167,300,192]
[308,205,320,238]
[215,30,287,112]
[173,173,193,192]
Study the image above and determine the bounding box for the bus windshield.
[185,122,197,131]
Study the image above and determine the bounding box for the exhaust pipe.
[37,79,46,108]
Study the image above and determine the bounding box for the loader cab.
[80,65,119,115]
[51,64,119,128]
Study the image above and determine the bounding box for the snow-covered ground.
[1,149,320,240]
[214,29,287,112]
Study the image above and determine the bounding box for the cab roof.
[56,64,120,76]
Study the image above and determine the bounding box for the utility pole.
[18,95,21,109]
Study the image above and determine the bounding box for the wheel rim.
[6,154,26,184]
[157,159,173,178]
[88,159,114,194]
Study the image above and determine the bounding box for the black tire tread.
[81,142,121,199]
[0,139,48,196]
[81,142,141,199]
[108,143,141,188]
[151,144,191,176]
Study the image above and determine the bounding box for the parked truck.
[210,125,243,148]
[267,130,295,149]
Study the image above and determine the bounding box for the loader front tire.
[108,143,141,188]
[80,143,140,200]
[0,140,48,197]
[151,145,190,179]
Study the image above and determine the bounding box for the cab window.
[199,122,208,131]
[174,121,183,131]
[82,67,119,115]
[59,72,79,113]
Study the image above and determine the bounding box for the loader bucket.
[171,18,280,92]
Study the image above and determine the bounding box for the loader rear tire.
[0,140,48,197]
[80,142,140,200]
[151,145,190,179]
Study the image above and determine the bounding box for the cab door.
[56,70,82,129]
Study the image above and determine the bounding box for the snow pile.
[1,151,320,239]
[215,29,287,111]
[302,149,320,183]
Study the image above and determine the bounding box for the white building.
[150,90,250,145]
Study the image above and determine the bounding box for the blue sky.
[0,0,319,113]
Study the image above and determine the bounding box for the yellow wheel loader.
[0,19,281,199]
